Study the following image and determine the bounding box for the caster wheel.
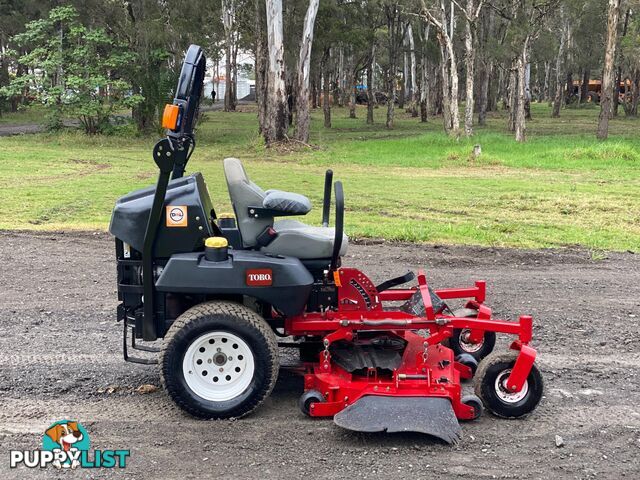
[450,328,496,361]
[455,353,479,375]
[461,394,483,420]
[474,351,544,418]
[299,390,325,416]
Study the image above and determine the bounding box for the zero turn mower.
[109,45,543,443]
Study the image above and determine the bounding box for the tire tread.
[160,300,279,419]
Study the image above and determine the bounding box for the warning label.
[166,206,188,227]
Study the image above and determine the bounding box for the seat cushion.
[262,219,348,259]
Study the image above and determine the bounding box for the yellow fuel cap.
[205,237,228,248]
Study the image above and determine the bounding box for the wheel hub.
[182,331,255,402]
[495,369,529,403]
[213,352,228,366]
[459,329,484,353]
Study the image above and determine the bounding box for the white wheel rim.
[494,369,529,403]
[459,329,484,353]
[182,331,255,402]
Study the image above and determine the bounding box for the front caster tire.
[160,301,279,419]
[450,308,496,361]
[299,389,325,416]
[461,394,483,420]
[455,353,479,376]
[450,328,496,361]
[474,351,543,418]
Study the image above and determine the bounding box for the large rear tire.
[160,301,279,419]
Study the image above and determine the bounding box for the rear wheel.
[160,301,279,419]
[474,351,543,418]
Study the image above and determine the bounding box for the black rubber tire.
[160,301,279,419]
[461,394,483,421]
[299,389,324,416]
[455,353,479,375]
[474,351,543,418]
[450,328,496,361]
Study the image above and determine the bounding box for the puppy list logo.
[9,420,130,469]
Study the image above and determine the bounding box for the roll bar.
[329,181,344,273]
[141,45,206,341]
[321,169,333,227]
[162,44,206,179]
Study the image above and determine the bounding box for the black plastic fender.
[155,250,314,316]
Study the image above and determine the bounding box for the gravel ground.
[1,230,639,479]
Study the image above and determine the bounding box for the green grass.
[0,105,49,125]
[0,102,639,251]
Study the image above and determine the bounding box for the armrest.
[247,190,312,219]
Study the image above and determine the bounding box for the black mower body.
[109,173,214,257]
[156,250,313,316]
[109,171,318,339]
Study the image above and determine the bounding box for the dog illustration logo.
[42,420,90,469]
[10,419,129,469]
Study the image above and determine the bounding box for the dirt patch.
[0,230,639,479]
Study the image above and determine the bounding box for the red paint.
[278,267,538,421]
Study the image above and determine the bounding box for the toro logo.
[246,269,273,286]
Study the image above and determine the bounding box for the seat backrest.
[223,158,273,247]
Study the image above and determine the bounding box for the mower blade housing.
[333,395,462,444]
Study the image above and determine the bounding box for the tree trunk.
[336,49,344,107]
[514,39,530,142]
[408,23,418,116]
[524,62,531,120]
[367,48,375,124]
[255,0,268,134]
[463,0,476,136]
[386,5,399,129]
[311,75,318,109]
[542,61,550,103]
[444,4,459,136]
[597,0,621,140]
[631,69,640,117]
[349,76,357,118]
[399,50,406,109]
[552,12,567,118]
[322,51,331,128]
[580,69,590,103]
[419,23,430,123]
[223,0,237,112]
[440,43,451,131]
[476,5,492,124]
[428,0,459,136]
[507,64,517,131]
[613,8,630,116]
[264,0,288,144]
[565,72,573,105]
[294,0,319,143]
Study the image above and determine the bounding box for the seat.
[223,158,348,260]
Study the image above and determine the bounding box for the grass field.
[0,102,639,251]
[0,105,48,125]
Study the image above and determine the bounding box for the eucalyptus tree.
[597,0,622,139]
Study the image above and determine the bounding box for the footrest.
[333,395,461,444]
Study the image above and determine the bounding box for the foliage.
[0,6,142,134]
